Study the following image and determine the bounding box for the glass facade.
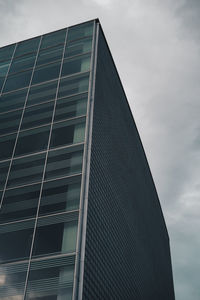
[0,20,94,300]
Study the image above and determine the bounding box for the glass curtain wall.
[0,20,94,300]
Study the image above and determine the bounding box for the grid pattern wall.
[82,27,175,300]
[0,21,94,300]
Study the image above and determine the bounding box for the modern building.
[0,19,175,300]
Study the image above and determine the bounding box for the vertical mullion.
[22,27,68,300]
[0,37,42,211]
[72,20,99,300]
[0,43,17,95]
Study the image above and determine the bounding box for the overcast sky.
[0,0,200,299]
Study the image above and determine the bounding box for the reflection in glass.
[0,160,10,189]
[0,109,23,135]
[50,117,85,149]
[33,212,78,257]
[9,53,36,74]
[0,60,10,77]
[40,29,66,49]
[55,93,87,122]
[15,125,50,157]
[32,61,61,85]
[61,53,91,77]
[0,44,15,62]
[3,69,32,93]
[0,261,28,300]
[39,175,81,216]
[45,144,83,181]
[67,21,93,41]
[0,88,28,113]
[0,133,16,161]
[27,80,57,106]
[58,72,89,98]
[21,101,54,130]
[0,219,35,263]
[36,44,64,66]
[65,36,92,58]
[14,37,40,57]
[7,153,46,188]
[0,183,41,224]
[25,255,74,300]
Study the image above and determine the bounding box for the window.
[26,80,57,106]
[61,53,91,77]
[0,183,41,223]
[0,109,23,136]
[36,44,64,66]
[55,93,88,122]
[21,101,54,130]
[9,53,36,74]
[39,175,81,216]
[7,153,46,188]
[25,256,74,300]
[58,72,89,99]
[3,70,32,93]
[0,44,15,62]
[67,22,93,41]
[50,117,86,149]
[15,125,50,157]
[40,29,66,49]
[45,144,83,181]
[32,212,78,257]
[14,37,40,57]
[31,61,61,85]
[0,261,28,300]
[0,88,28,113]
[0,219,35,263]
[0,133,17,161]
[0,160,10,189]
[65,36,92,58]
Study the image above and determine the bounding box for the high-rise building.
[0,19,175,300]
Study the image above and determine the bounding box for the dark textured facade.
[0,19,175,300]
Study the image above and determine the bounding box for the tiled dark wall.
[82,26,175,300]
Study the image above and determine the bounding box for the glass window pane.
[14,37,40,57]
[27,80,57,106]
[40,29,66,49]
[33,212,78,258]
[68,21,94,41]
[7,153,46,188]
[61,53,91,77]
[0,261,28,300]
[36,44,64,66]
[58,72,89,99]
[0,160,10,189]
[15,125,50,157]
[0,109,23,135]
[65,36,92,58]
[0,183,41,224]
[0,60,10,76]
[55,93,87,122]
[32,61,61,85]
[21,101,54,130]
[39,175,81,216]
[25,256,74,300]
[45,144,83,181]
[50,117,86,149]
[3,70,32,93]
[0,219,35,263]
[0,44,15,62]
[9,53,36,74]
[0,133,16,161]
[0,88,28,113]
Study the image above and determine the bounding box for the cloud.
[0,1,199,299]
